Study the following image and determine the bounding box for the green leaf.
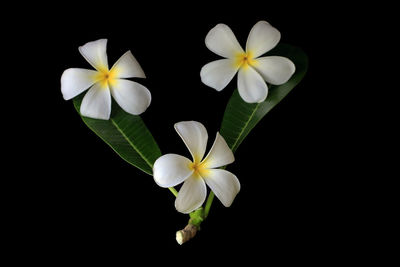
[73,96,161,175]
[220,44,308,152]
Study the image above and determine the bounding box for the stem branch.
[204,191,215,219]
[168,187,178,197]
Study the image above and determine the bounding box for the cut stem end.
[176,224,198,245]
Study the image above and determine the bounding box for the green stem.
[204,191,215,219]
[168,187,178,197]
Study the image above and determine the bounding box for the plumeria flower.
[153,121,240,214]
[61,39,151,120]
[200,21,296,103]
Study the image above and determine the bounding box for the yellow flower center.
[189,161,210,178]
[235,51,258,69]
[93,68,119,89]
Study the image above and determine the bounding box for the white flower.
[61,39,151,120]
[153,121,240,214]
[200,21,296,103]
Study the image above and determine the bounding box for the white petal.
[61,68,98,100]
[78,39,109,72]
[252,56,295,85]
[110,79,151,115]
[202,132,234,169]
[200,59,239,91]
[111,51,146,79]
[175,175,207,214]
[205,23,244,59]
[80,82,111,120]
[203,169,240,207]
[153,154,194,188]
[246,21,281,58]
[237,67,268,103]
[174,121,208,163]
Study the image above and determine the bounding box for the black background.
[10,1,362,263]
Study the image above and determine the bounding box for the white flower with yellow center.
[200,21,296,103]
[153,121,240,214]
[61,39,151,120]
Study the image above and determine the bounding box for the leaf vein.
[230,102,260,152]
[110,119,154,169]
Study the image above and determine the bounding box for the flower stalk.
[204,191,215,219]
[168,187,178,197]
